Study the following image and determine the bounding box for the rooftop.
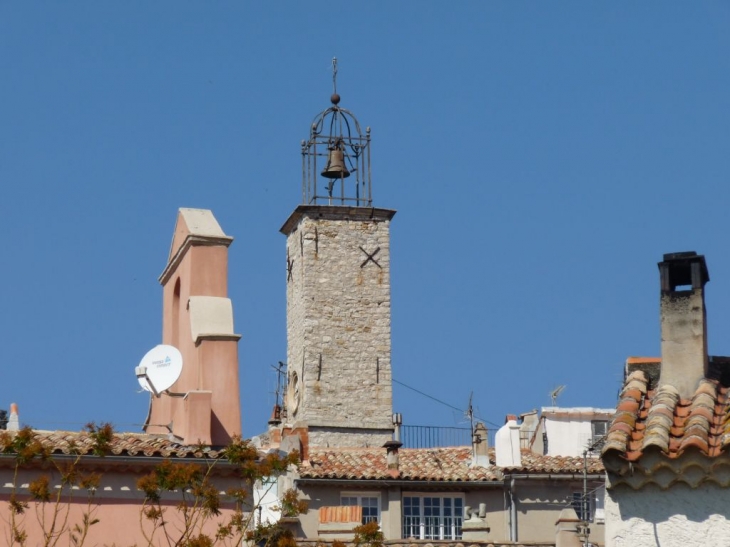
[600,358,730,489]
[540,407,616,416]
[298,446,604,482]
[603,363,730,462]
[0,429,228,462]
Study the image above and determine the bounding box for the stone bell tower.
[280,65,395,448]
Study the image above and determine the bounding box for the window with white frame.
[402,494,464,540]
[591,421,608,440]
[340,493,380,524]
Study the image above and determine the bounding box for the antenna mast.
[272,361,287,409]
[549,385,566,406]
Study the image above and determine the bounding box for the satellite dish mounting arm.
[135,366,161,397]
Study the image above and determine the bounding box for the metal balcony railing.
[400,425,534,450]
[400,426,473,449]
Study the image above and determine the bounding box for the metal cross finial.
[332,57,338,94]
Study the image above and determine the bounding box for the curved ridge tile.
[641,386,680,453]
[603,372,648,457]
[678,435,710,454]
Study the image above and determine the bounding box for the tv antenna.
[135,345,184,397]
[271,361,287,408]
[466,392,475,433]
[549,385,566,406]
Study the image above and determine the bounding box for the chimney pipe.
[268,404,282,427]
[658,252,710,399]
[383,440,402,479]
[471,422,489,467]
[392,413,402,443]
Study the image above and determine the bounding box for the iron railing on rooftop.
[401,425,489,449]
[401,425,470,448]
[401,425,533,450]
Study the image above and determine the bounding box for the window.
[402,494,463,540]
[594,486,605,523]
[591,421,608,440]
[341,493,380,524]
[572,492,593,522]
[589,421,609,451]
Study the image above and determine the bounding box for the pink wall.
[0,466,247,546]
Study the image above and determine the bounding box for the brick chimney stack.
[658,252,710,399]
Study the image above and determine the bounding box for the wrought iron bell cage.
[301,93,372,207]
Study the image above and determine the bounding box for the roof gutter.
[503,473,604,481]
[295,478,504,489]
[0,453,238,469]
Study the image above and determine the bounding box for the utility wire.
[393,378,501,429]
[32,379,504,432]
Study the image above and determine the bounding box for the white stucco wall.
[606,483,730,547]
[541,407,614,457]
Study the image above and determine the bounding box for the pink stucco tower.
[144,208,242,446]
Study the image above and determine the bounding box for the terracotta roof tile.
[603,365,730,462]
[299,447,603,482]
[1,430,226,460]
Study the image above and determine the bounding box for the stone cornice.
[194,333,242,346]
[159,234,233,285]
[280,205,397,236]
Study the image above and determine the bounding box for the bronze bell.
[321,148,350,179]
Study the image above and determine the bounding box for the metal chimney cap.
[383,440,403,450]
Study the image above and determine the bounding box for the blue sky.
[1,3,729,438]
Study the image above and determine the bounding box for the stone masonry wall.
[307,427,393,449]
[285,209,394,446]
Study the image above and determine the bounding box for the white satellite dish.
[135,345,183,397]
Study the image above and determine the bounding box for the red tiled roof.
[603,367,730,462]
[1,430,226,460]
[299,447,603,482]
[515,450,604,474]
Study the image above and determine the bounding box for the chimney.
[7,403,19,431]
[471,422,489,467]
[495,414,521,467]
[658,252,710,399]
[519,410,538,451]
[554,507,583,547]
[268,404,282,428]
[383,440,402,479]
[392,413,403,443]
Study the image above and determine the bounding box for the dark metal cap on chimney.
[658,252,709,293]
